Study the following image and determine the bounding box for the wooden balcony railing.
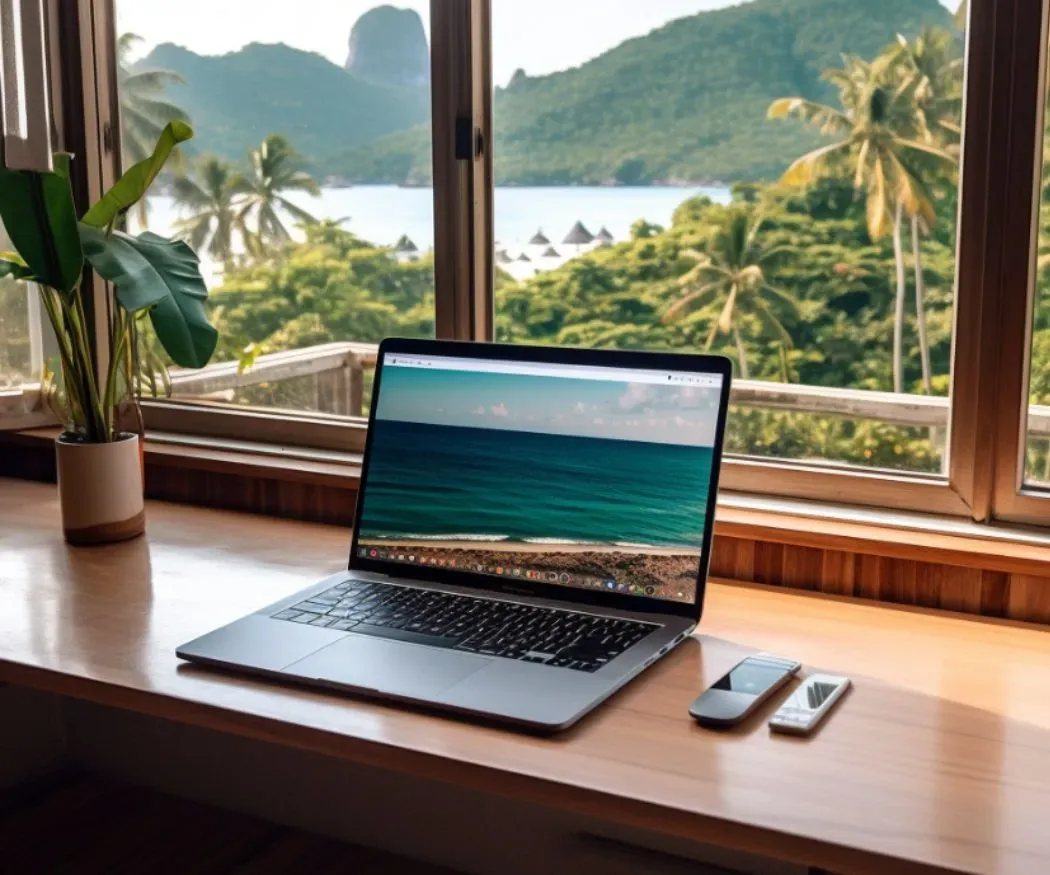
[168,340,1034,434]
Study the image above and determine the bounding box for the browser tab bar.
[384,352,723,388]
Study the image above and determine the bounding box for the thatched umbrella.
[495,249,512,265]
[595,226,614,244]
[529,228,551,245]
[541,245,560,258]
[516,252,532,263]
[394,234,419,253]
[562,221,594,246]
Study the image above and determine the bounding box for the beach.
[357,538,700,601]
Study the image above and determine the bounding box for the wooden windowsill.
[7,426,1050,578]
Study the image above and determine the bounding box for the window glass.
[115,1,434,417]
[492,0,966,475]
[1025,31,1050,488]
[0,220,37,393]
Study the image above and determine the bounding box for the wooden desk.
[3,479,1050,875]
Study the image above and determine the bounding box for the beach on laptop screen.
[355,353,724,604]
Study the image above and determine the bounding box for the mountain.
[333,0,954,184]
[345,5,429,87]
[138,41,429,167]
[138,0,954,184]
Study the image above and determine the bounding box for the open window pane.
[0,224,34,392]
[0,218,54,428]
[115,1,434,419]
[492,0,966,476]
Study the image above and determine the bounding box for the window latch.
[455,116,477,161]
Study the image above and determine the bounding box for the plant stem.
[38,287,82,427]
[65,288,108,441]
[103,307,130,416]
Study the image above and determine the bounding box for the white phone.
[768,673,850,735]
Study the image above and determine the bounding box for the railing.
[166,339,1045,434]
[169,342,379,416]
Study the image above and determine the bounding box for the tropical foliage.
[0,122,216,442]
[171,135,320,271]
[23,0,1048,476]
[117,33,189,224]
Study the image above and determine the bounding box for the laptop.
[177,339,732,732]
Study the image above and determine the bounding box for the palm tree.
[171,156,245,268]
[118,33,189,225]
[662,207,799,379]
[889,30,962,393]
[237,135,320,253]
[769,55,954,393]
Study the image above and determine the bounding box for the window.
[0,0,56,430]
[491,1,967,480]
[13,0,1050,527]
[0,218,48,429]
[114,1,436,431]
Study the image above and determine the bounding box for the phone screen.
[782,679,842,713]
[713,657,794,698]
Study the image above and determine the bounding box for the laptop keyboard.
[271,579,659,673]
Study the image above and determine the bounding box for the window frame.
[38,0,1050,525]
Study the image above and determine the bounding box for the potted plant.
[0,121,217,544]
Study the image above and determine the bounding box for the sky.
[374,365,723,446]
[117,0,961,89]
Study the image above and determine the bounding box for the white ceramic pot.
[55,433,145,546]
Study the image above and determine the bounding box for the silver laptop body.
[177,339,732,732]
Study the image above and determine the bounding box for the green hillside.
[139,42,430,167]
[334,0,954,184]
[141,0,953,184]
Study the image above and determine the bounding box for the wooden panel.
[819,550,856,597]
[932,565,983,616]
[146,465,358,528]
[1006,574,1050,623]
[8,479,1050,873]
[753,541,785,587]
[778,545,823,592]
[980,571,1011,619]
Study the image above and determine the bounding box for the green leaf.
[81,226,217,368]
[81,120,193,228]
[0,258,36,281]
[0,167,83,294]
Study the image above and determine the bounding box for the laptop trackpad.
[283,635,492,699]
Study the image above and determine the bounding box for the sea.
[141,184,732,284]
[356,419,714,549]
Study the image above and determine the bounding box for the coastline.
[357,538,701,598]
[359,538,694,556]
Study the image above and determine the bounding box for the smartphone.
[768,673,851,735]
[689,654,801,728]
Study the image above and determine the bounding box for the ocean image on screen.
[356,361,723,604]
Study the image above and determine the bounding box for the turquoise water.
[357,419,715,548]
[139,184,732,284]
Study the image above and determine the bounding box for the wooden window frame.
[13,0,1050,527]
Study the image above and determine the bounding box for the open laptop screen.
[353,351,725,605]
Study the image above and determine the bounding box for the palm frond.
[768,97,853,138]
[780,140,851,187]
[662,280,725,323]
[122,68,185,91]
[716,285,739,335]
[749,297,794,347]
[866,157,889,239]
[276,196,319,225]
